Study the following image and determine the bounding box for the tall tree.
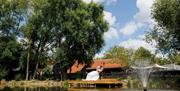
[21,0,108,80]
[146,0,180,56]
[104,46,133,66]
[0,0,27,80]
[42,0,108,80]
[21,0,53,80]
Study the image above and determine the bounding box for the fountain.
[131,59,167,91]
[135,66,152,91]
[131,59,152,91]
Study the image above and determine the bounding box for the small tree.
[133,47,152,62]
[104,46,133,66]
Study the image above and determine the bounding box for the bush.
[15,74,22,81]
[0,67,8,80]
[63,81,69,88]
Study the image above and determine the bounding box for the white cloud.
[104,27,119,39]
[94,52,105,59]
[106,0,117,5]
[82,0,101,3]
[82,0,117,5]
[119,0,155,36]
[103,11,119,40]
[120,22,143,36]
[119,39,156,53]
[134,0,154,23]
[103,11,116,26]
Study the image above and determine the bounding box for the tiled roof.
[67,59,122,73]
[86,59,122,70]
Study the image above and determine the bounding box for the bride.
[84,66,103,81]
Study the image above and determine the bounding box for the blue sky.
[82,0,156,58]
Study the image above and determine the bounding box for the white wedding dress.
[85,71,99,81]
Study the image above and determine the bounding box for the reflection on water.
[121,90,178,91]
[0,87,67,91]
[0,87,179,91]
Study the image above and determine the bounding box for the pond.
[0,87,179,91]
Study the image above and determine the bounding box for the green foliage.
[43,68,51,75]
[0,0,27,36]
[104,46,156,65]
[0,67,8,80]
[151,55,171,65]
[45,0,108,79]
[0,0,27,80]
[134,47,152,60]
[63,81,69,88]
[146,0,180,55]
[0,36,24,80]
[14,74,22,81]
[168,53,180,64]
[2,48,12,59]
[0,0,108,80]
[53,48,69,69]
[104,46,133,66]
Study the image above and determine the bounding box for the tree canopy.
[0,0,27,80]
[104,46,133,66]
[0,0,108,80]
[104,46,155,66]
[44,0,108,80]
[146,0,180,55]
[134,47,152,60]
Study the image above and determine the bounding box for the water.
[0,87,178,91]
[134,67,152,88]
[131,60,153,89]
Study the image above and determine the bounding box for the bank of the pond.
[0,80,66,89]
[0,79,128,89]
[68,79,128,88]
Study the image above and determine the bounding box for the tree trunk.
[61,69,67,81]
[59,71,63,81]
[32,51,40,79]
[32,41,42,79]
[25,40,32,80]
[32,61,39,79]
